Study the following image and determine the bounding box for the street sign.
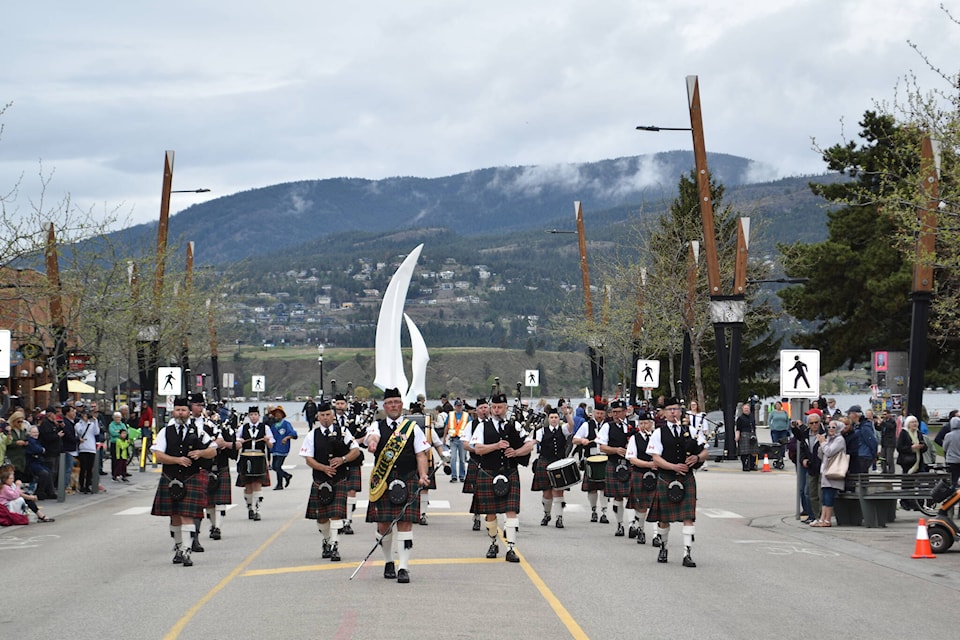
[524,369,539,387]
[157,367,182,396]
[223,372,235,390]
[166,395,175,411]
[0,330,10,378]
[252,375,266,394]
[636,359,660,388]
[779,349,820,398]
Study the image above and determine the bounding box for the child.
[113,429,132,482]
[0,466,54,523]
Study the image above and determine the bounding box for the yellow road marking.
[162,514,298,640]
[515,547,590,640]
[242,556,498,577]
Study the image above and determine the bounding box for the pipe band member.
[572,399,609,523]
[598,399,632,536]
[236,406,275,521]
[531,405,573,528]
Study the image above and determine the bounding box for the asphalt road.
[4,423,959,640]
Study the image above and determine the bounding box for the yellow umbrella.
[32,380,102,394]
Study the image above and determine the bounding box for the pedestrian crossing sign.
[157,367,182,397]
[779,350,820,398]
[636,359,660,388]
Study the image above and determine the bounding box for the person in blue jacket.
[269,406,298,489]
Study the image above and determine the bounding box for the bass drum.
[546,457,581,490]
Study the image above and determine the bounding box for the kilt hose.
[603,458,631,499]
[365,470,421,524]
[470,467,521,515]
[531,457,562,492]
[206,466,233,507]
[645,472,698,523]
[462,459,479,494]
[627,470,656,511]
[152,471,209,519]
[305,478,348,521]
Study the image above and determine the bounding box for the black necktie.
[391,421,397,430]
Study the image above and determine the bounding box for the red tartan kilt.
[152,471,208,519]
[470,467,521,514]
[646,473,697,523]
[531,457,556,491]
[462,460,479,494]
[208,468,233,506]
[345,465,362,493]
[306,479,348,520]
[365,471,421,523]
[627,471,656,511]
[603,459,631,499]
[235,469,271,487]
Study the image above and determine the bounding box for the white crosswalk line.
[699,508,743,518]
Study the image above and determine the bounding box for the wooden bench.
[835,472,947,527]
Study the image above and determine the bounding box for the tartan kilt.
[646,473,697,523]
[365,470,421,524]
[470,467,521,515]
[627,470,656,511]
[207,467,233,506]
[235,467,271,487]
[603,459,631,499]
[580,472,605,493]
[306,478,348,521]
[152,471,208,519]
[462,459,479,494]
[738,434,759,456]
[345,464,362,493]
[531,457,558,492]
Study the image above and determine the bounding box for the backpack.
[0,504,29,526]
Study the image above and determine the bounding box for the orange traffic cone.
[911,519,936,558]
[760,454,771,472]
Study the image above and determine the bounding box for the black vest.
[373,419,417,476]
[479,418,528,471]
[607,421,628,460]
[311,425,351,483]
[538,426,566,463]
[632,431,653,462]
[659,424,702,466]
[162,422,204,477]
[240,422,269,453]
[194,418,215,470]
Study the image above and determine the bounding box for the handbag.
[824,450,850,481]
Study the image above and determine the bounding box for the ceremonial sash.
[369,419,415,502]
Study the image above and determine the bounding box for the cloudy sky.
[1,1,957,228]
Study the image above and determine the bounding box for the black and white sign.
[636,359,660,388]
[252,375,266,393]
[779,350,820,398]
[524,369,539,387]
[158,367,182,397]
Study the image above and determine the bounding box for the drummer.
[461,398,487,532]
[531,405,574,528]
[597,399,631,537]
[625,418,657,544]
[236,406,275,521]
[572,399,609,523]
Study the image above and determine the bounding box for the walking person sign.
[779,350,820,398]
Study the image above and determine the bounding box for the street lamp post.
[317,344,325,401]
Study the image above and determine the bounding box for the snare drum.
[585,455,608,482]
[239,450,267,477]
[546,457,581,490]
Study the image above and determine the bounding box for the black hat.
[247,405,260,414]
[609,399,626,410]
[189,393,205,405]
[475,397,488,406]
[317,401,332,412]
[594,399,607,411]
[491,393,508,404]
[334,393,346,401]
[173,397,190,407]
[383,387,402,400]
[546,407,559,415]
[663,397,681,408]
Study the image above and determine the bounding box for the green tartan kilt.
[365,470,421,523]
[462,459,479,494]
[470,467,521,515]
[531,457,559,492]
[305,478,348,521]
[207,467,233,506]
[152,471,208,519]
[603,459,631,499]
[646,473,697,523]
[235,469,271,487]
[345,464,362,493]
[627,469,656,511]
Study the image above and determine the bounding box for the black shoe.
[486,541,499,559]
[652,534,662,547]
[472,519,481,531]
[273,483,283,490]
[383,561,397,579]
[397,568,410,583]
[637,531,646,545]
[505,548,519,563]
[191,538,205,553]
[330,544,341,562]
[628,524,638,539]
[591,511,598,523]
[322,540,332,558]
[419,514,428,526]
[253,511,261,521]
[615,524,625,537]
[182,550,193,567]
[540,514,551,526]
[657,547,668,563]
[210,528,221,540]
[173,546,184,564]
[342,523,354,535]
[555,516,564,529]
[682,553,697,568]
[99,471,107,475]
[248,509,255,520]
[284,474,291,488]
[450,478,458,483]
[599,514,609,524]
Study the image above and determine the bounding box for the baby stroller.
[758,440,786,470]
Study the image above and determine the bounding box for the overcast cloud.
[1,1,957,227]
